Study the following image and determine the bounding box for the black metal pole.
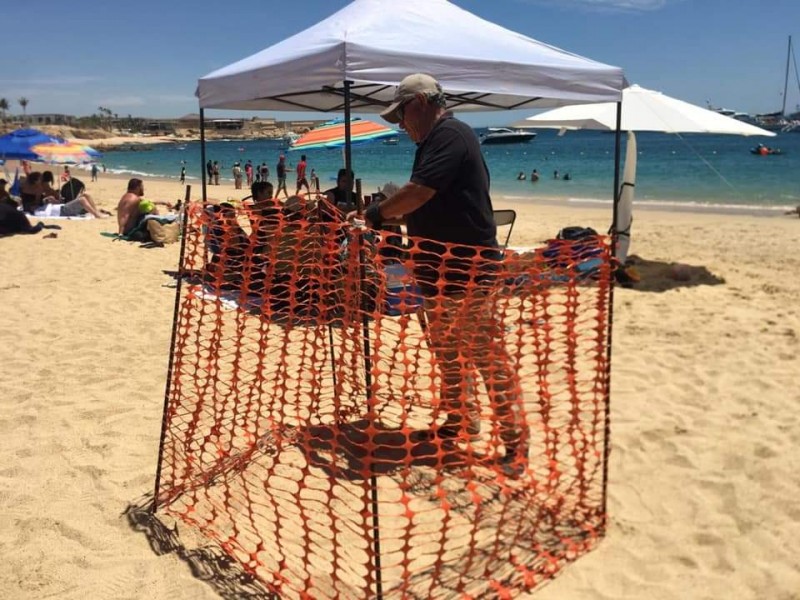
[343,82,356,213]
[600,101,623,528]
[344,79,382,598]
[200,109,208,202]
[152,178,195,512]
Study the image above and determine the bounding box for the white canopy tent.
[195,0,627,217]
[196,0,625,113]
[513,84,775,263]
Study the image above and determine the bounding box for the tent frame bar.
[202,85,546,113]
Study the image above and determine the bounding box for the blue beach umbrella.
[0,128,63,160]
[0,128,102,163]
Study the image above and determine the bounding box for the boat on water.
[751,144,784,156]
[480,127,536,145]
[755,35,800,132]
[381,136,400,145]
[707,37,800,133]
[283,131,300,147]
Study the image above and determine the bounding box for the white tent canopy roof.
[196,0,625,113]
[514,84,775,136]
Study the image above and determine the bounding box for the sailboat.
[756,36,800,132]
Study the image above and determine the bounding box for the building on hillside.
[143,120,177,134]
[284,120,319,133]
[28,113,76,126]
[209,118,244,130]
[176,113,201,129]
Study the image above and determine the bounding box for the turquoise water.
[91,128,800,209]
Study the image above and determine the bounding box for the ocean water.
[91,128,800,210]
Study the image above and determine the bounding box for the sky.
[2,0,800,127]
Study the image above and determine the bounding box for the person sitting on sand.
[248,181,280,243]
[20,172,44,214]
[117,178,146,236]
[0,178,16,208]
[42,171,106,219]
[0,201,61,237]
[203,202,251,290]
[324,168,356,214]
[116,178,172,237]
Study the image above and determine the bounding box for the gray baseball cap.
[380,73,444,124]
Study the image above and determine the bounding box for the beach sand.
[1,172,799,599]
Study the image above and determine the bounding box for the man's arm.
[361,181,435,227]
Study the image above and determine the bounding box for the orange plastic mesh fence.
[155,197,612,599]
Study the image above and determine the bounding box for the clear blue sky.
[2,0,799,126]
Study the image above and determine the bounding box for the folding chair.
[493,209,517,248]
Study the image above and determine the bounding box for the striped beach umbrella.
[29,141,102,164]
[290,117,397,151]
[0,128,63,161]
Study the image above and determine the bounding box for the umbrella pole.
[601,101,623,530]
[344,79,383,599]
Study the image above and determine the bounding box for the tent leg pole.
[200,109,208,202]
[345,79,383,600]
[152,176,194,512]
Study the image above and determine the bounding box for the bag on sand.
[146,219,180,244]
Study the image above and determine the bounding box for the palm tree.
[0,98,8,121]
[96,106,115,131]
[18,97,29,121]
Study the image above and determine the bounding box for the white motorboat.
[480,127,536,145]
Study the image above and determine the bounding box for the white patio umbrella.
[513,84,775,262]
[514,84,775,136]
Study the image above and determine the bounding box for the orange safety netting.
[154,195,613,599]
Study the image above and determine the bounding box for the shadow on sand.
[125,496,278,599]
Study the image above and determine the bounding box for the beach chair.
[493,209,516,248]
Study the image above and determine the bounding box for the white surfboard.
[615,131,637,263]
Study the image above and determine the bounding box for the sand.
[1,171,799,599]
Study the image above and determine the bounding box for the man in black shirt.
[359,73,528,477]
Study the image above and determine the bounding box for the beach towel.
[33,204,94,219]
[102,214,179,242]
[189,284,266,312]
[9,168,20,197]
